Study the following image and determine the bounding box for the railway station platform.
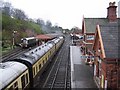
[70,46,98,89]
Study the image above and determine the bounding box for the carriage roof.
[18,42,54,65]
[0,61,27,89]
[17,37,63,65]
[21,37,35,41]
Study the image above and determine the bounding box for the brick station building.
[82,2,120,89]
[93,23,120,89]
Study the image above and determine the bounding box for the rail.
[1,46,38,62]
[42,37,70,89]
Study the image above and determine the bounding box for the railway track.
[1,47,21,58]
[38,35,71,89]
[0,46,38,62]
[1,49,23,62]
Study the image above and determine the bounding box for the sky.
[3,0,120,29]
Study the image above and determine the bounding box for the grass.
[1,45,18,55]
[2,46,12,54]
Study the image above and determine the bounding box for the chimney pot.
[109,2,112,6]
[107,2,117,22]
[109,2,115,6]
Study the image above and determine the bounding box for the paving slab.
[70,46,98,89]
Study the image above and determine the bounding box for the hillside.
[1,14,43,53]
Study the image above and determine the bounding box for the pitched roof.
[46,33,61,38]
[84,18,108,33]
[100,21,120,58]
[36,34,53,40]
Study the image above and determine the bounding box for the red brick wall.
[97,59,120,89]
[101,61,106,77]
[106,63,118,89]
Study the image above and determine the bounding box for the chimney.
[107,2,117,22]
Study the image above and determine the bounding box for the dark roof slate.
[84,18,109,33]
[100,21,120,58]
[85,18,120,58]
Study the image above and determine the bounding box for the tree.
[2,2,12,16]
[36,18,45,26]
[12,8,27,20]
[71,26,81,34]
[46,20,52,27]
[2,14,16,31]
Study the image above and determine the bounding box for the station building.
[81,2,120,89]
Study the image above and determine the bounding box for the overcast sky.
[4,0,120,29]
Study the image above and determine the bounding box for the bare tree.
[46,20,52,27]
[2,2,12,16]
[12,8,27,20]
[36,18,45,26]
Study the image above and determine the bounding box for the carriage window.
[39,64,41,69]
[8,81,18,90]
[34,67,36,75]
[26,73,28,84]
[36,66,38,73]
[21,75,26,89]
[33,67,35,76]
[14,82,18,87]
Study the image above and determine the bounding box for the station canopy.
[36,34,54,40]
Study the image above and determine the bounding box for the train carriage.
[12,40,55,88]
[0,61,29,90]
[0,36,64,90]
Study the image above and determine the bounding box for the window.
[21,75,26,89]
[21,73,29,89]
[8,82,18,90]
[36,66,38,73]
[48,54,49,58]
[33,67,36,76]
[87,35,94,40]
[26,74,28,84]
[39,64,41,69]
[14,82,18,88]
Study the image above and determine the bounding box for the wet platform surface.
[70,46,98,89]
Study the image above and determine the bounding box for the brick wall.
[106,63,119,89]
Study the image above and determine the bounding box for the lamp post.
[12,30,17,49]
